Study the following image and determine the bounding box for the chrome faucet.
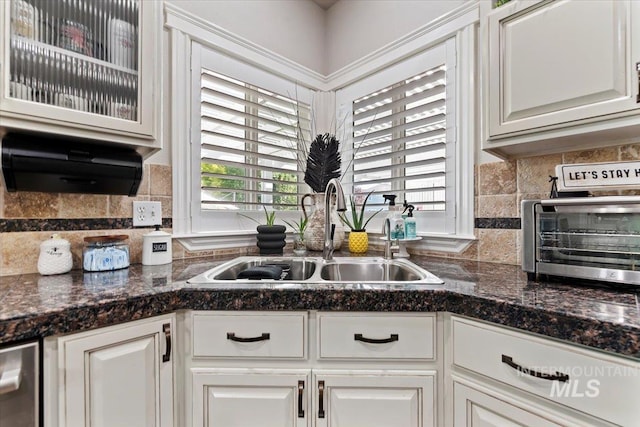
[382,218,399,260]
[323,178,347,260]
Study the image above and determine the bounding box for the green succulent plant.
[238,206,277,226]
[283,216,308,239]
[338,191,382,232]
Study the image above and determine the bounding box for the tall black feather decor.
[304,133,342,193]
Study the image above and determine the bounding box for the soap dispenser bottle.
[383,194,397,225]
[383,194,404,240]
[403,203,417,239]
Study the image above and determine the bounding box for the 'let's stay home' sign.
[556,161,640,191]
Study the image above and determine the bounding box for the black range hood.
[1,133,143,196]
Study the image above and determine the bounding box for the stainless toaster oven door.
[535,197,640,284]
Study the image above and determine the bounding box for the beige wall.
[325,0,467,75]
[3,144,640,275]
[3,2,640,275]
[466,144,640,265]
[1,165,172,276]
[165,0,326,74]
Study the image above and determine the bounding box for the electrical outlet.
[133,201,162,227]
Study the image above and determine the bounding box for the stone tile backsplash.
[2,143,640,275]
[1,164,173,276]
[470,143,640,266]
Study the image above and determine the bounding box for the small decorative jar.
[83,235,130,272]
[293,235,307,256]
[38,234,73,275]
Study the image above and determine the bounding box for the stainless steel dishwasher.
[0,341,39,427]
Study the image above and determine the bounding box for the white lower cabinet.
[453,381,566,427]
[44,314,175,427]
[192,369,310,427]
[190,368,435,427]
[449,316,634,427]
[186,311,439,427]
[314,370,434,427]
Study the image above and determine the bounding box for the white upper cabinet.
[483,0,640,158]
[0,0,162,156]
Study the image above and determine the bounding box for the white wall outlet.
[133,201,162,227]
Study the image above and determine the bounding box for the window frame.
[167,3,478,252]
[194,51,312,218]
[338,41,456,234]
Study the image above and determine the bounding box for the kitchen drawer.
[318,313,435,360]
[452,317,640,426]
[192,311,306,359]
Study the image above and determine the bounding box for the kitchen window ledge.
[175,232,476,254]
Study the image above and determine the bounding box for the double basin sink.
[187,256,444,285]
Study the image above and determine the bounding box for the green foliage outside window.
[201,164,299,210]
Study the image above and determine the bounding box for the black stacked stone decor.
[256,225,286,255]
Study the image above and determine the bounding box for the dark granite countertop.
[1,254,639,359]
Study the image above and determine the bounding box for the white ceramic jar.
[37,234,73,275]
[142,226,172,265]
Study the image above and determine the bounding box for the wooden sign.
[555,160,640,191]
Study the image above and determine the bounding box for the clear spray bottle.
[383,194,404,240]
[403,201,417,239]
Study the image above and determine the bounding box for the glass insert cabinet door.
[0,0,160,144]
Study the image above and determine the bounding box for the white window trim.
[166,3,479,252]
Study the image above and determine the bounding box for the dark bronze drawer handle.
[318,380,325,418]
[226,332,270,343]
[298,381,305,418]
[636,62,640,103]
[502,355,569,382]
[354,333,399,344]
[162,323,171,363]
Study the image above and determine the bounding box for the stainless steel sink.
[187,256,443,285]
[321,261,423,282]
[188,258,317,283]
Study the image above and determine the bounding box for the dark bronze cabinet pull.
[298,381,305,418]
[354,333,399,344]
[162,323,171,363]
[502,355,569,382]
[636,62,640,103]
[226,332,270,343]
[318,380,325,418]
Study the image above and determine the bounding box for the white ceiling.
[312,0,339,10]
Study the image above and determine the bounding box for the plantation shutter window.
[199,70,311,211]
[337,40,457,234]
[352,64,447,211]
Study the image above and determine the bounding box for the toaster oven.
[522,197,640,286]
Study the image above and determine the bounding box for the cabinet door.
[59,315,174,427]
[192,369,310,427]
[487,0,640,138]
[453,382,564,427]
[314,370,435,427]
[0,0,161,151]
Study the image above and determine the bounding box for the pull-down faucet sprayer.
[323,178,347,261]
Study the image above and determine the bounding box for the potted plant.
[239,207,286,255]
[338,192,382,254]
[283,216,309,256]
